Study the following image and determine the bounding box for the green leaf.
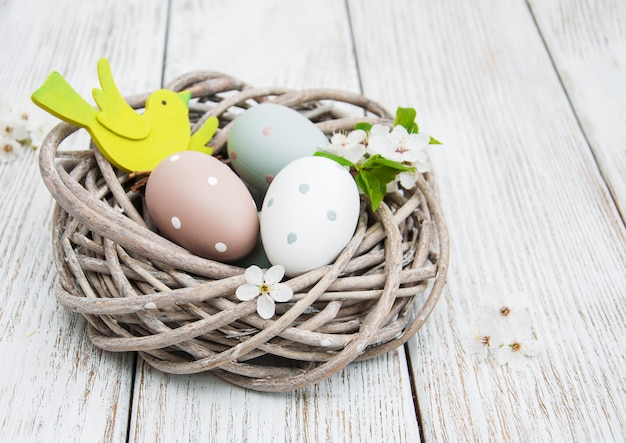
[429,136,442,145]
[364,154,415,173]
[394,107,419,133]
[354,172,367,195]
[354,122,372,132]
[369,188,385,211]
[354,155,416,211]
[373,164,403,183]
[360,155,415,184]
[356,170,386,211]
[356,170,374,195]
[314,151,355,168]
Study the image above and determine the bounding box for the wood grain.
[163,0,360,90]
[130,349,419,443]
[528,0,626,223]
[348,0,626,441]
[0,0,168,440]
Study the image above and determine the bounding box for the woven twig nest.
[38,71,449,392]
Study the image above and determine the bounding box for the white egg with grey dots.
[260,156,360,276]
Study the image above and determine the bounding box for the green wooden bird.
[31,58,218,172]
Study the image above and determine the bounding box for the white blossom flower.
[0,98,55,161]
[476,285,531,332]
[467,317,499,361]
[320,129,367,164]
[0,113,29,141]
[494,329,542,370]
[467,284,540,368]
[367,124,430,165]
[236,265,293,319]
[0,137,22,163]
[314,110,439,212]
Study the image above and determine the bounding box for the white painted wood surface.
[528,0,626,221]
[347,0,626,441]
[1,0,624,442]
[0,0,168,440]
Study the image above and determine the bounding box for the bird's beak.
[178,90,191,106]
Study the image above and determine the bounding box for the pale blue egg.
[227,104,328,195]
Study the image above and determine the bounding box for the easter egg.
[227,103,328,194]
[260,156,360,276]
[232,235,272,269]
[232,213,272,268]
[145,151,259,261]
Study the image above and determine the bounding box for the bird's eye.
[161,100,167,106]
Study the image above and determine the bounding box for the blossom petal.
[466,318,499,359]
[416,161,431,173]
[370,124,390,137]
[235,284,260,301]
[329,133,347,145]
[477,284,531,330]
[471,341,490,361]
[344,145,366,164]
[244,265,264,285]
[264,265,285,285]
[256,293,276,319]
[318,142,332,152]
[386,180,399,193]
[404,149,429,164]
[0,138,22,163]
[366,136,394,158]
[347,129,366,144]
[398,171,417,189]
[494,344,513,365]
[407,132,430,149]
[0,116,28,140]
[389,125,409,141]
[270,283,293,302]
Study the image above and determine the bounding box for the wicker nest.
[38,70,449,392]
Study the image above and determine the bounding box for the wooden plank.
[0,0,169,440]
[528,0,626,222]
[130,349,418,443]
[163,0,360,89]
[129,1,421,441]
[347,0,626,441]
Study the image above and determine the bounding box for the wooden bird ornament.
[32,58,218,172]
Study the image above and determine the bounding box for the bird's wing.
[92,58,150,140]
[188,115,219,154]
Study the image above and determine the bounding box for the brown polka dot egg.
[145,151,259,261]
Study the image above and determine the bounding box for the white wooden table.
[1,0,624,441]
